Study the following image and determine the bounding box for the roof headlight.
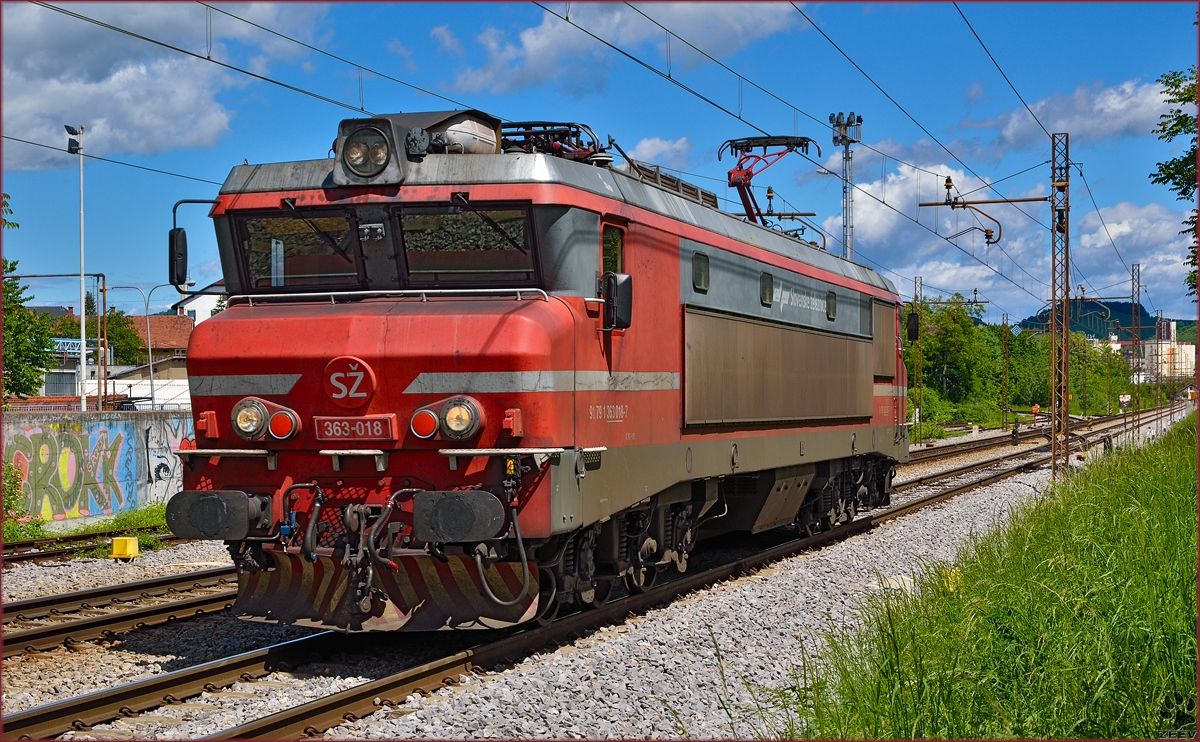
[232,399,268,440]
[343,127,389,177]
[440,397,482,439]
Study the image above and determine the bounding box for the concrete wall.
[3,411,194,522]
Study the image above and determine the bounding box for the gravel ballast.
[11,406,1189,740]
[2,541,234,603]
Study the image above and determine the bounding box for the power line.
[1074,164,1132,273]
[790,3,1051,241]
[622,2,951,181]
[952,3,1051,140]
[2,135,224,185]
[198,3,487,117]
[34,2,377,116]
[533,2,768,137]
[535,2,1042,301]
[957,160,1048,197]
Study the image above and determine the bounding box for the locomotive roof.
[219,155,897,296]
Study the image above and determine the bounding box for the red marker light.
[410,409,439,439]
[269,410,298,440]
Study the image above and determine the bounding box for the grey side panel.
[190,374,302,397]
[873,301,897,378]
[684,309,873,425]
[213,215,243,296]
[547,425,905,533]
[680,238,872,338]
[534,206,600,297]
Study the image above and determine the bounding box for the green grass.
[760,413,1198,738]
[73,532,168,559]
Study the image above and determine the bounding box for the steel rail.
[211,405,1187,739]
[11,403,1185,739]
[906,412,1125,463]
[2,588,237,659]
[1,632,342,740]
[3,567,236,623]
[3,529,184,566]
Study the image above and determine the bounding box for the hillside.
[1016,300,1193,341]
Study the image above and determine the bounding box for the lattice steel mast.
[1132,263,1141,442]
[1049,133,1071,480]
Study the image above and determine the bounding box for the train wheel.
[576,579,612,610]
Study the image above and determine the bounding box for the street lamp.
[66,124,85,411]
[110,282,193,409]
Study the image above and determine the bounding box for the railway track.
[906,411,1127,464]
[2,527,185,567]
[10,403,1186,740]
[1,568,237,659]
[4,401,1185,734]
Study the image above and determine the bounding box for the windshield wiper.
[283,199,354,263]
[450,193,527,254]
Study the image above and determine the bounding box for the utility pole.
[829,111,862,262]
[1049,133,1071,480]
[1002,312,1011,428]
[1131,263,1141,442]
[912,276,923,440]
[67,124,86,411]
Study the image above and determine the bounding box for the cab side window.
[603,225,624,273]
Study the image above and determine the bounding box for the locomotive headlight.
[232,399,269,440]
[343,127,389,177]
[440,397,482,439]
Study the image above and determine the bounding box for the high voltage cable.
[2,135,224,185]
[952,3,1052,140]
[957,160,1048,197]
[622,2,952,181]
[34,2,378,115]
[535,2,1042,301]
[790,3,1051,244]
[532,2,769,136]
[1074,164,1132,273]
[197,3,489,118]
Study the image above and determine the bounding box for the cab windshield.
[398,206,536,286]
[238,212,362,289]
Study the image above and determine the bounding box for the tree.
[50,309,146,366]
[1149,64,1197,298]
[2,193,17,230]
[84,290,97,317]
[211,295,228,316]
[2,259,56,399]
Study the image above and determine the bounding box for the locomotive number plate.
[314,414,397,441]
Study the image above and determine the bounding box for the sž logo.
[323,356,376,409]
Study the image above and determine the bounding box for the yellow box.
[110,536,141,560]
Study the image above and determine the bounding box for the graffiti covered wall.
[3,412,194,522]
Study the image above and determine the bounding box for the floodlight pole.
[67,124,87,411]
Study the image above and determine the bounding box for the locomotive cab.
[165,111,907,632]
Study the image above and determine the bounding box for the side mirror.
[602,271,633,331]
[169,228,188,286]
[906,311,920,342]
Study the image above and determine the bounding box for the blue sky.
[2,2,1196,324]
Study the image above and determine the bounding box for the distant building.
[172,280,225,324]
[113,314,195,381]
[29,305,73,318]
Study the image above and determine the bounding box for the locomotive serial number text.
[313,415,396,441]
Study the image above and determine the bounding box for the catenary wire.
[790,3,1052,243]
[952,3,1052,140]
[197,3,490,118]
[2,135,225,186]
[535,2,1042,301]
[1074,164,1132,273]
[34,2,380,116]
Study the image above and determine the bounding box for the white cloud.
[430,25,464,57]
[453,3,798,95]
[1,2,331,170]
[629,136,692,169]
[963,80,1177,155]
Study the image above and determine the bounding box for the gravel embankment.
[2,541,234,603]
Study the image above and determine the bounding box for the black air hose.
[302,489,325,562]
[473,510,531,607]
[367,489,422,570]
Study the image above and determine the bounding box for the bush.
[2,462,47,541]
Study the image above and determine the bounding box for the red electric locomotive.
[165,110,909,631]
